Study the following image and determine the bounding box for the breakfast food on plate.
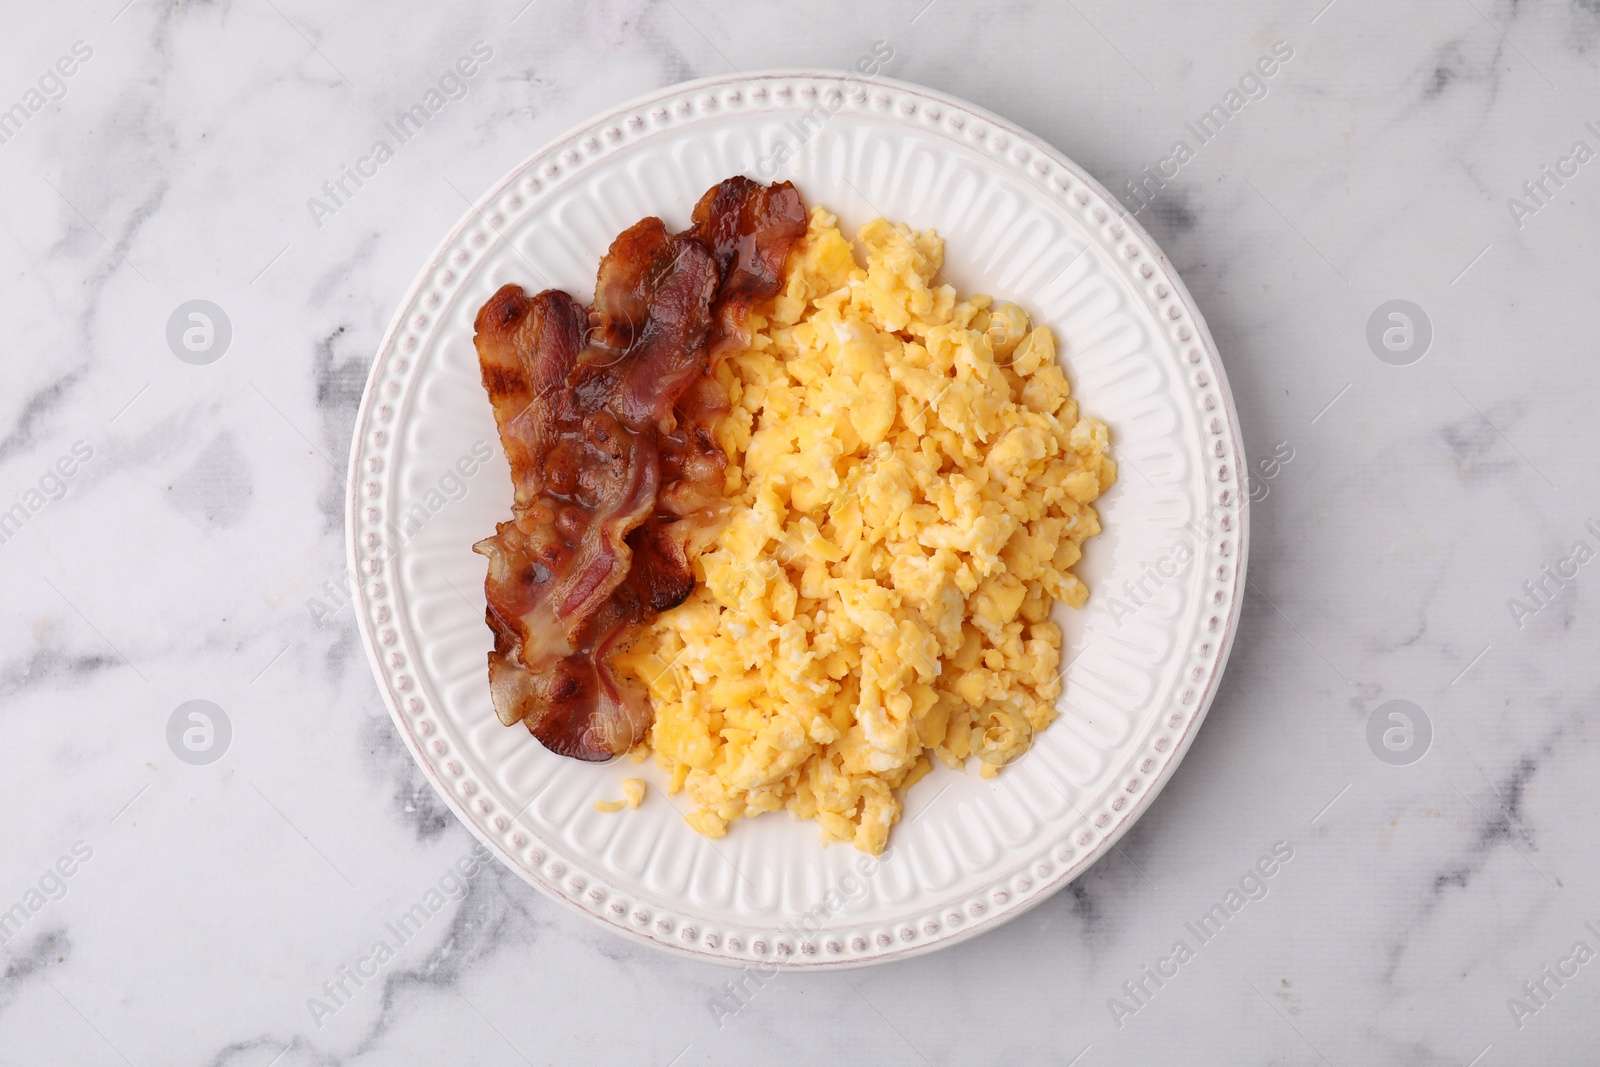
[616,208,1115,854]
[472,177,805,760]
[474,177,1114,853]
[593,778,647,812]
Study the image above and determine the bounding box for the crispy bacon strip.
[689,176,807,353]
[474,287,585,510]
[472,177,808,761]
[597,218,719,430]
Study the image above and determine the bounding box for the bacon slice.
[595,217,720,430]
[689,176,807,353]
[474,287,585,510]
[472,177,808,761]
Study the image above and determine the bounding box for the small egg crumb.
[613,207,1114,854]
[593,778,647,813]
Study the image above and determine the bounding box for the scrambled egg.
[614,208,1114,854]
[593,778,647,813]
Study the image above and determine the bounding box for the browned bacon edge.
[472,177,807,761]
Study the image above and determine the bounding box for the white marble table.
[3,1,1597,1063]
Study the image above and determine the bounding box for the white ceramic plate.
[347,71,1247,968]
